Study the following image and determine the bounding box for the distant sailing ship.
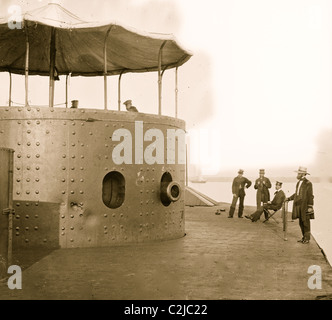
[190,176,207,183]
[190,171,207,183]
[189,166,207,183]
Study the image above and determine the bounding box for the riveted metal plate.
[1,106,186,248]
[12,201,60,249]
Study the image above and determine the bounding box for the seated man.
[123,100,138,112]
[245,181,286,222]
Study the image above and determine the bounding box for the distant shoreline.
[190,176,326,183]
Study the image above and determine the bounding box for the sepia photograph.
[0,0,331,309]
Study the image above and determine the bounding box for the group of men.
[228,166,314,244]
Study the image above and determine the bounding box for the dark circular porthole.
[167,181,181,202]
[160,172,181,206]
[102,171,125,209]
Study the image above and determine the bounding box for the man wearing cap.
[123,100,138,112]
[254,169,272,216]
[228,169,252,218]
[246,181,286,222]
[286,167,314,244]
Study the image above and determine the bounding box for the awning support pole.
[65,74,69,108]
[118,71,123,111]
[49,27,56,109]
[8,72,12,107]
[158,41,167,115]
[185,144,188,187]
[24,24,29,107]
[104,73,107,111]
[104,26,113,110]
[175,67,178,118]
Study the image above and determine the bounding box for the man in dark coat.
[254,169,272,216]
[246,181,285,222]
[228,169,252,218]
[286,167,314,244]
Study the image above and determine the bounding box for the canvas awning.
[0,3,192,77]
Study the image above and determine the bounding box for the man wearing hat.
[228,169,252,218]
[254,169,272,216]
[123,100,138,112]
[286,167,314,244]
[246,181,286,222]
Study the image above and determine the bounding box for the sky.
[0,0,331,178]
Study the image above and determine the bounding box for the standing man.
[286,167,314,244]
[228,169,252,218]
[246,181,285,222]
[254,169,272,216]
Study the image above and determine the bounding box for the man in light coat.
[286,167,314,244]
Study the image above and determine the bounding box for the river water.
[188,180,332,266]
